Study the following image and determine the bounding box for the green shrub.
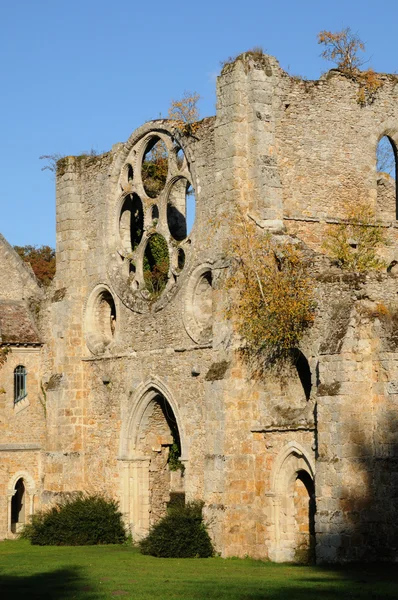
[21,494,127,546]
[322,200,388,272]
[139,500,213,558]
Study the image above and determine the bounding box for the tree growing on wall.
[322,201,388,271]
[317,28,383,105]
[318,28,366,73]
[168,91,201,135]
[14,245,56,286]
[225,212,315,371]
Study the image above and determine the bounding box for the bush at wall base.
[139,500,213,558]
[21,494,127,545]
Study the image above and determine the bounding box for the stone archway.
[7,472,36,537]
[119,380,186,539]
[11,478,26,533]
[269,443,315,562]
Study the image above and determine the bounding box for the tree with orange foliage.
[318,27,383,105]
[318,28,365,72]
[168,91,200,135]
[14,245,56,286]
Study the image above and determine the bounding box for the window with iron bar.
[14,365,27,404]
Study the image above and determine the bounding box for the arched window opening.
[376,136,398,220]
[11,478,26,533]
[143,234,170,298]
[291,349,312,401]
[174,144,185,170]
[293,470,316,564]
[119,193,144,252]
[14,365,27,404]
[167,178,196,241]
[141,137,168,199]
[193,271,213,331]
[186,183,196,237]
[95,290,117,342]
[85,286,117,355]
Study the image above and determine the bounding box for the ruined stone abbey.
[1,52,398,563]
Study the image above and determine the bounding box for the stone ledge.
[0,443,41,452]
[284,215,398,228]
[251,425,315,433]
[81,344,213,361]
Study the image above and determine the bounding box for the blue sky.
[1,0,397,247]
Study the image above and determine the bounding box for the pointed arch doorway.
[119,381,187,539]
[269,443,316,563]
[7,472,37,537]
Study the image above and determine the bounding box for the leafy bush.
[143,234,170,298]
[21,494,127,546]
[322,200,388,272]
[225,211,315,369]
[139,501,213,558]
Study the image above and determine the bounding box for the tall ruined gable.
[1,51,398,564]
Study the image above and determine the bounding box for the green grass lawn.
[1,540,398,600]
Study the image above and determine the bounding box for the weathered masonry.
[1,52,398,562]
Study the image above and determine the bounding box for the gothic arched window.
[376,136,397,219]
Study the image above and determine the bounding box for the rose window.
[108,131,196,312]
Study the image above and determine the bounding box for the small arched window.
[14,365,27,404]
[376,135,397,219]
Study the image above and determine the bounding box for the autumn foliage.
[318,27,383,106]
[322,201,388,272]
[318,28,365,73]
[225,213,315,369]
[14,245,56,286]
[168,91,200,135]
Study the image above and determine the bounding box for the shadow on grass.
[183,564,398,600]
[0,567,100,600]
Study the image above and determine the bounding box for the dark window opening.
[291,349,312,401]
[96,291,116,341]
[152,204,159,222]
[294,470,316,564]
[14,365,27,404]
[11,478,26,533]
[177,248,185,272]
[119,193,144,252]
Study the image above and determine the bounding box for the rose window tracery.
[108,131,196,312]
